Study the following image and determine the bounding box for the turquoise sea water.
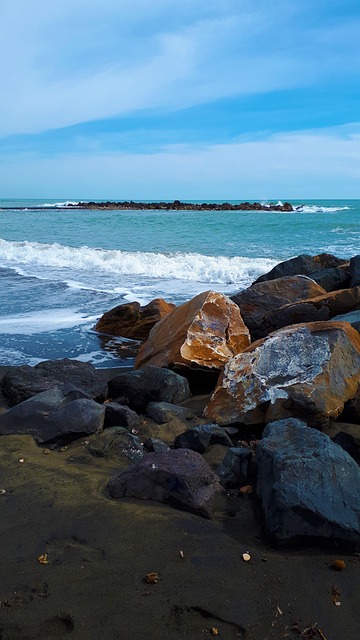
[0,198,358,367]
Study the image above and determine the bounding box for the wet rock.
[146,401,195,424]
[231,276,325,338]
[94,298,175,341]
[205,321,360,427]
[174,424,233,453]
[143,437,171,453]
[256,419,360,547]
[0,359,107,407]
[135,290,250,370]
[108,366,190,412]
[260,286,360,337]
[0,388,105,444]
[216,447,252,488]
[104,402,141,430]
[349,255,360,287]
[332,309,360,333]
[108,448,222,518]
[88,427,144,463]
[255,253,346,284]
[307,267,350,292]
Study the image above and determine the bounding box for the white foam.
[0,309,99,335]
[294,205,350,213]
[41,201,79,208]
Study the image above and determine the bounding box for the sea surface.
[0,198,358,368]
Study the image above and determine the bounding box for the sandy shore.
[0,368,359,639]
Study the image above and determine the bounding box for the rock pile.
[1,252,360,546]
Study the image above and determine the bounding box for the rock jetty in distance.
[69,199,294,212]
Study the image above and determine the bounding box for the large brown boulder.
[231,276,326,338]
[94,298,176,341]
[135,290,251,370]
[204,321,360,428]
[260,286,360,337]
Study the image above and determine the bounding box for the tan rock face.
[94,298,175,341]
[231,275,326,338]
[135,290,251,370]
[205,321,360,427]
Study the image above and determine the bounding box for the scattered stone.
[205,321,360,427]
[108,366,191,412]
[143,437,170,453]
[216,447,252,488]
[332,560,346,571]
[104,402,142,430]
[174,424,233,453]
[88,427,144,464]
[94,298,175,341]
[256,419,360,547]
[0,388,105,444]
[135,290,250,370]
[108,448,222,519]
[0,359,107,406]
[145,401,195,424]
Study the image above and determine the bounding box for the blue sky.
[1,0,360,199]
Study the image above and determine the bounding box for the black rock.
[104,402,141,430]
[0,388,105,444]
[307,267,350,292]
[174,424,233,453]
[0,359,107,406]
[143,437,171,453]
[216,447,252,488]
[145,401,195,424]
[349,255,360,287]
[108,366,191,412]
[88,427,144,463]
[254,253,346,284]
[108,448,221,518]
[256,418,360,548]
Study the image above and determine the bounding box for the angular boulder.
[205,321,360,427]
[260,286,360,337]
[256,419,360,547]
[134,290,251,370]
[88,427,144,464]
[108,365,191,412]
[0,359,107,406]
[306,267,350,292]
[104,402,142,430]
[0,388,105,444]
[255,253,347,284]
[108,448,221,518]
[349,255,360,287]
[94,298,175,341]
[231,276,326,338]
[174,423,233,453]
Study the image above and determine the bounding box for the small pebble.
[18,458,25,463]
[210,628,219,636]
[42,448,51,455]
[242,552,251,562]
[332,559,346,571]
[0,489,6,495]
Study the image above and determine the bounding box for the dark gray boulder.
[143,437,171,453]
[256,418,360,547]
[104,402,141,430]
[108,366,190,412]
[88,427,144,463]
[349,255,360,287]
[216,447,252,488]
[307,267,350,292]
[0,359,107,406]
[174,424,233,453]
[0,387,105,444]
[146,401,195,424]
[254,253,346,284]
[108,448,221,518]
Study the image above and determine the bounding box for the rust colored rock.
[135,290,251,370]
[94,298,176,341]
[261,286,360,337]
[231,276,326,338]
[205,321,360,427]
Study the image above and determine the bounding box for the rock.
[104,402,142,430]
[256,419,360,547]
[332,309,360,333]
[349,255,360,287]
[143,437,171,453]
[202,444,230,471]
[88,427,144,464]
[216,447,252,488]
[231,276,326,338]
[0,359,107,406]
[254,253,346,284]
[307,267,350,292]
[205,321,360,427]
[108,448,222,518]
[0,388,105,444]
[135,290,251,370]
[94,298,175,341]
[145,401,195,424]
[174,424,233,453]
[260,286,360,337]
[108,366,190,412]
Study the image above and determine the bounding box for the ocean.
[0,198,358,368]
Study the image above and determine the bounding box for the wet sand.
[0,369,359,639]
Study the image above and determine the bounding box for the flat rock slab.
[108,448,222,518]
[0,387,105,444]
[205,321,360,427]
[135,290,250,370]
[0,358,107,406]
[256,419,360,547]
[108,365,191,412]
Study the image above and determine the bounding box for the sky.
[1,0,360,199]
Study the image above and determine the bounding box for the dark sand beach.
[0,368,359,640]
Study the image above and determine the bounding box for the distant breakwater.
[70,200,294,212]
